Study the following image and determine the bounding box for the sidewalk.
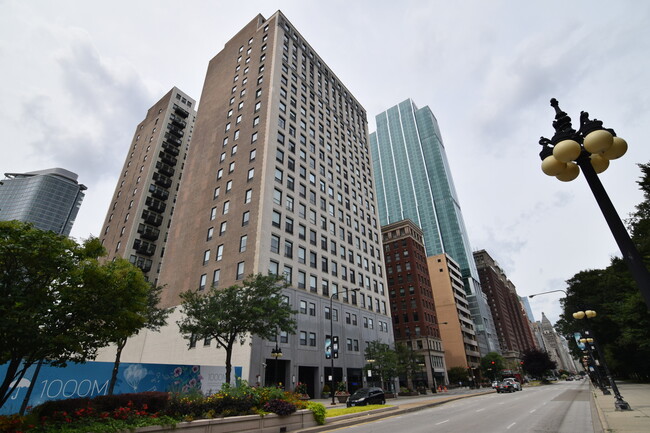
[591,381,650,433]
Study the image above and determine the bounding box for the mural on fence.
[0,361,242,415]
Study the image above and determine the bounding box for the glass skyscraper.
[370,99,500,355]
[0,168,86,236]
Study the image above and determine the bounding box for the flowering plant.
[294,382,308,395]
[335,381,349,395]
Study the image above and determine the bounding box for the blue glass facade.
[0,168,86,236]
[370,99,500,355]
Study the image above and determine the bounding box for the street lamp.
[528,289,567,299]
[329,287,360,405]
[573,309,631,411]
[270,340,283,387]
[578,336,609,395]
[538,99,650,311]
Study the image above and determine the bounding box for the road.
[335,380,596,433]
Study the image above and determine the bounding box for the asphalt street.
[329,381,593,433]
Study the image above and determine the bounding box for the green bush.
[306,402,326,425]
[263,399,296,416]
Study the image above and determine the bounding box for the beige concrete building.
[99,87,196,281]
[98,11,392,398]
[427,254,481,376]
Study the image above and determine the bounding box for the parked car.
[346,387,386,407]
[491,380,499,389]
[495,381,515,393]
[503,378,522,391]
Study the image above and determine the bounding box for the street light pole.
[528,289,567,299]
[329,287,359,405]
[573,310,631,411]
[539,99,650,311]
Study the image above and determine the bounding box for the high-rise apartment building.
[99,88,196,281]
[427,254,481,372]
[0,168,86,236]
[103,12,392,398]
[370,99,500,356]
[473,249,537,360]
[381,219,447,388]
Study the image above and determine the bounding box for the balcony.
[170,114,187,129]
[145,196,167,213]
[148,184,169,201]
[141,209,163,227]
[167,124,184,138]
[174,104,189,118]
[152,172,172,189]
[138,223,160,241]
[164,133,182,147]
[133,239,156,257]
[161,141,180,156]
[158,151,177,167]
[156,161,175,177]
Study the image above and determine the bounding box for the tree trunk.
[224,337,236,384]
[108,338,126,395]
[0,358,26,410]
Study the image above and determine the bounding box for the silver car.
[503,378,521,391]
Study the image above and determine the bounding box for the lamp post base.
[615,397,632,411]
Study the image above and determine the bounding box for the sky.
[1,0,649,327]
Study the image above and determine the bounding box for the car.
[346,387,386,407]
[491,380,499,389]
[503,378,522,391]
[495,381,515,393]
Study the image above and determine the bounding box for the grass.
[326,404,389,417]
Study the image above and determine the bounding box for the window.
[242,211,250,226]
[229,161,235,173]
[223,200,230,214]
[206,227,214,241]
[273,188,282,205]
[300,300,307,314]
[250,149,257,161]
[269,260,279,275]
[239,235,247,252]
[199,274,207,291]
[272,210,281,228]
[324,306,331,320]
[309,332,316,347]
[212,269,220,287]
[236,261,245,280]
[226,180,233,192]
[203,250,211,265]
[216,244,224,261]
[245,189,253,203]
[247,168,255,181]
[270,234,280,254]
[284,240,293,258]
[210,207,217,220]
[219,221,227,236]
[309,302,316,316]
[300,331,307,346]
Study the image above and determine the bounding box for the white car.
[503,378,522,391]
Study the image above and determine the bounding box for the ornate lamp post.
[573,309,631,410]
[539,99,650,311]
[270,340,283,387]
[329,287,359,405]
[579,336,609,395]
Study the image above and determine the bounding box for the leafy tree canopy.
[521,349,556,379]
[447,366,469,385]
[364,340,398,390]
[480,352,505,379]
[177,273,297,384]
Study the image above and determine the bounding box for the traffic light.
[491,361,495,365]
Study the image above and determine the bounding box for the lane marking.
[507,422,517,429]
[436,420,449,425]
[529,409,536,413]
[476,408,485,412]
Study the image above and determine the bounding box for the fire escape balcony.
[164,133,182,147]
[137,223,160,241]
[152,172,173,189]
[167,124,184,138]
[170,114,187,129]
[158,151,177,167]
[161,141,180,156]
[174,105,189,118]
[145,196,167,214]
[155,161,175,177]
[133,239,156,257]
[141,209,163,227]
[148,184,169,201]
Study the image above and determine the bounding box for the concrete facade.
[427,254,481,371]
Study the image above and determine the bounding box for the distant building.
[520,296,535,322]
[381,219,447,388]
[538,313,576,373]
[0,167,86,236]
[370,99,500,356]
[427,253,481,375]
[99,87,196,282]
[473,249,537,358]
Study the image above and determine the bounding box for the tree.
[0,222,128,409]
[101,261,171,395]
[480,352,505,380]
[447,366,469,385]
[395,342,424,390]
[364,340,398,392]
[177,273,297,384]
[521,349,556,379]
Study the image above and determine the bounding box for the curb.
[591,385,609,433]
[295,391,494,432]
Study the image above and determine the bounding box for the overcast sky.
[2,0,649,327]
